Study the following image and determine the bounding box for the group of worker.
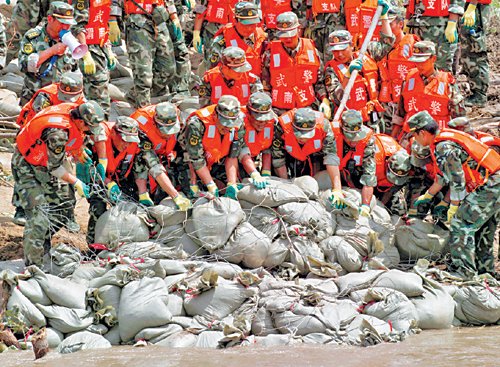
[6,0,499,281]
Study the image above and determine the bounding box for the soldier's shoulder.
[25,27,43,40]
[214,35,225,46]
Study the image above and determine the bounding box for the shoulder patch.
[218,37,225,46]
[190,135,199,146]
[273,138,282,148]
[143,141,152,150]
[26,29,40,40]
[210,52,218,63]
[54,146,64,154]
[199,85,206,96]
[23,43,34,54]
[325,74,332,85]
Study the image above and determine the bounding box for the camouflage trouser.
[308,14,342,66]
[79,45,110,118]
[11,148,76,266]
[201,22,223,75]
[411,25,457,73]
[459,3,490,100]
[379,101,398,136]
[405,174,442,219]
[449,177,500,279]
[167,21,192,94]
[153,157,192,204]
[375,186,406,216]
[126,23,175,108]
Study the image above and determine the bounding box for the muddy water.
[1,326,499,367]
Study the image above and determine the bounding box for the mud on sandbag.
[238,177,308,207]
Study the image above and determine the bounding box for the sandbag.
[320,236,362,273]
[46,327,64,348]
[103,325,121,345]
[135,324,183,344]
[88,265,141,289]
[94,202,153,249]
[71,266,107,286]
[7,287,46,328]
[17,278,52,306]
[148,198,188,227]
[237,178,308,207]
[251,306,279,336]
[263,238,290,268]
[287,237,325,276]
[48,243,82,277]
[334,270,385,295]
[410,285,454,329]
[89,285,121,324]
[255,334,302,346]
[195,331,225,348]
[119,277,172,342]
[155,331,198,348]
[36,304,94,334]
[167,292,185,317]
[292,176,319,199]
[240,201,282,240]
[57,331,111,354]
[185,197,244,251]
[372,270,425,297]
[116,241,183,259]
[201,262,244,280]
[345,315,397,346]
[213,222,271,268]
[454,282,500,325]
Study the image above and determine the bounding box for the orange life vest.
[346,0,381,48]
[205,0,239,24]
[325,53,384,122]
[374,134,405,188]
[74,0,111,45]
[401,69,453,133]
[189,105,240,169]
[467,0,491,3]
[312,0,341,14]
[408,0,450,17]
[431,128,500,193]
[203,66,257,105]
[345,0,362,34]
[378,34,419,103]
[407,137,437,181]
[278,109,326,161]
[16,103,84,167]
[124,0,165,14]
[130,105,179,161]
[17,83,85,127]
[269,38,320,110]
[241,106,274,157]
[475,131,500,148]
[260,0,292,29]
[213,24,266,77]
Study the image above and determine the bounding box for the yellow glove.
[173,194,192,211]
[261,169,271,177]
[329,189,345,209]
[414,190,435,206]
[107,51,117,70]
[193,30,203,54]
[463,4,477,28]
[447,203,459,222]
[445,20,457,43]
[359,204,371,217]
[82,52,96,75]
[319,98,331,119]
[304,27,313,39]
[73,179,90,198]
[206,182,219,197]
[139,192,154,206]
[250,171,270,189]
[190,184,199,197]
[109,20,121,46]
[98,158,108,173]
[172,18,182,40]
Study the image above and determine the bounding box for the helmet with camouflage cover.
[49,1,77,25]
[216,95,242,127]
[386,150,411,185]
[58,72,83,103]
[328,30,352,51]
[276,12,300,38]
[154,102,181,135]
[406,110,437,137]
[410,138,432,167]
[221,46,252,73]
[235,2,260,25]
[341,110,367,142]
[409,41,436,63]
[247,92,273,121]
[115,116,140,143]
[448,117,474,136]
[292,108,317,139]
[73,101,104,136]
[387,1,404,22]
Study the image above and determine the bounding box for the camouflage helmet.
[387,1,404,21]
[115,116,140,143]
[407,110,436,137]
[328,30,352,51]
[341,110,367,142]
[221,46,252,73]
[74,101,104,136]
[216,95,242,127]
[154,102,180,136]
[292,108,317,139]
[247,92,273,121]
[58,72,83,103]
[235,2,260,24]
[410,139,432,167]
[49,1,76,25]
[409,41,436,63]
[386,150,411,186]
[448,117,474,136]
[276,12,300,38]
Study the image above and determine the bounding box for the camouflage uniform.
[405,0,464,73]
[271,108,338,178]
[18,2,79,105]
[458,2,490,106]
[193,0,224,72]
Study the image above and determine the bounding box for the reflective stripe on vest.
[332,125,374,171]
[260,0,292,28]
[374,134,404,188]
[100,121,139,180]
[203,66,254,105]
[241,107,274,157]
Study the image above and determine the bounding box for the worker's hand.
[73,179,90,198]
[447,203,459,223]
[434,200,450,221]
[193,30,203,53]
[107,51,117,70]
[347,59,363,78]
[50,42,67,56]
[190,184,199,197]
[106,181,122,202]
[139,192,154,206]
[184,0,196,11]
[96,158,107,182]
[414,190,435,206]
[76,162,91,184]
[329,189,346,209]
[173,194,192,211]
[225,183,239,200]
[407,208,418,218]
[172,19,182,40]
[109,20,121,46]
[82,52,96,75]
[206,182,219,197]
[445,20,457,43]
[261,169,271,177]
[319,98,331,119]
[78,147,92,164]
[250,171,270,189]
[378,0,390,16]
[359,203,371,217]
[462,4,477,28]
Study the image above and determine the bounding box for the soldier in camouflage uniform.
[18,2,79,106]
[199,46,264,107]
[112,0,177,108]
[13,101,104,266]
[405,0,464,73]
[459,1,491,106]
[182,95,267,199]
[408,110,500,280]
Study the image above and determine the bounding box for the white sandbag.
[116,241,183,259]
[313,170,333,191]
[159,259,202,275]
[149,198,189,227]
[292,176,319,199]
[172,232,207,256]
[7,287,46,328]
[320,236,362,273]
[94,202,153,249]
[109,100,135,121]
[345,315,394,346]
[103,325,121,345]
[254,334,302,346]
[371,200,392,225]
[195,331,225,348]
[71,266,107,286]
[57,331,111,354]
[410,285,454,329]
[168,292,185,317]
[17,278,52,306]
[371,270,425,297]
[263,238,290,268]
[48,243,82,277]
[88,265,141,288]
[334,270,385,295]
[186,197,244,251]
[251,306,279,336]
[201,262,244,280]
[36,304,94,334]
[287,237,325,276]
[93,284,121,316]
[108,83,126,101]
[394,218,450,261]
[119,277,172,342]
[135,324,183,344]
[298,278,339,295]
[240,201,282,240]
[46,327,64,348]
[454,284,500,325]
[155,330,198,348]
[213,222,271,268]
[238,177,308,207]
